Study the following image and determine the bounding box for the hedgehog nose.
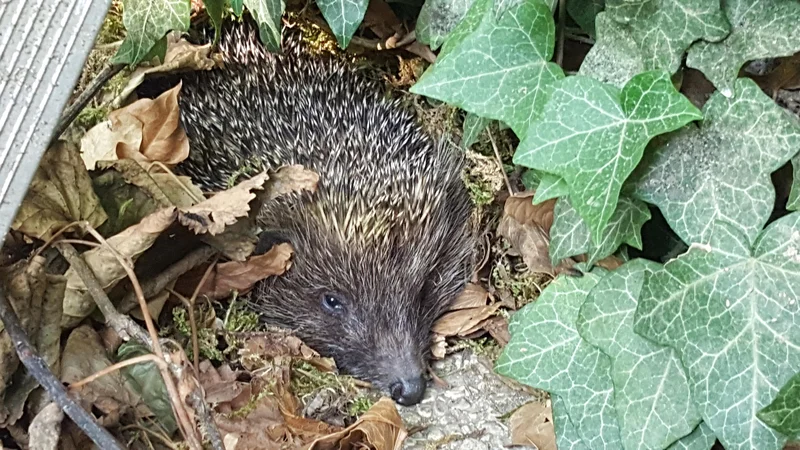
[389,376,426,406]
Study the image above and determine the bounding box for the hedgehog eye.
[321,294,345,315]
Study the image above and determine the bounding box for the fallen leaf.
[309,397,407,450]
[62,207,178,327]
[447,283,491,310]
[198,361,249,412]
[12,141,108,241]
[432,303,501,337]
[116,342,179,435]
[97,159,204,208]
[117,35,222,103]
[481,316,511,347]
[28,402,63,450]
[509,400,556,450]
[239,329,324,372]
[497,195,557,275]
[198,243,293,299]
[263,165,320,202]
[178,172,267,236]
[61,326,146,421]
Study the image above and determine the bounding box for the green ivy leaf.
[532,172,568,204]
[758,370,800,439]
[633,213,800,450]
[789,154,800,212]
[577,259,701,449]
[579,13,644,88]
[112,0,190,66]
[410,0,564,138]
[605,0,653,19]
[583,0,728,86]
[552,394,590,450]
[495,271,623,449]
[566,0,604,37]
[230,0,244,15]
[316,0,369,48]
[514,71,701,243]
[521,169,541,191]
[667,422,717,450]
[417,0,477,50]
[205,0,227,44]
[686,0,800,97]
[630,78,800,247]
[550,196,650,266]
[462,112,491,149]
[243,0,285,52]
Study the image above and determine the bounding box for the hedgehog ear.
[254,230,293,255]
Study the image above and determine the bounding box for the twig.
[56,242,152,345]
[68,354,166,390]
[556,0,566,66]
[188,388,225,450]
[79,227,203,450]
[118,246,218,314]
[487,129,515,197]
[565,32,594,45]
[53,63,125,140]
[0,288,125,450]
[167,254,217,371]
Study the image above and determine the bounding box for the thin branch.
[68,354,166,390]
[53,63,125,140]
[556,0,566,67]
[188,388,225,450]
[487,128,515,197]
[0,288,125,450]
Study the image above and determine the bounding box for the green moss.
[491,256,548,308]
[172,307,224,362]
[74,106,108,129]
[97,1,125,45]
[223,296,261,332]
[291,361,346,398]
[463,174,496,207]
[347,396,374,418]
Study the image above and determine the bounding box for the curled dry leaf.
[509,400,556,450]
[61,326,146,421]
[309,397,407,450]
[12,141,108,241]
[432,283,499,338]
[197,243,293,299]
[117,35,222,104]
[197,361,250,412]
[178,172,268,236]
[263,165,320,202]
[239,329,325,372]
[497,195,557,275]
[62,207,178,327]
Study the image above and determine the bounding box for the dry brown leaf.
[448,283,491,311]
[61,326,147,420]
[432,303,500,338]
[198,243,293,299]
[96,159,204,208]
[509,401,556,450]
[309,397,407,450]
[264,165,320,201]
[117,36,222,103]
[12,141,108,241]
[239,329,325,372]
[497,195,557,276]
[61,207,177,327]
[28,402,63,450]
[178,172,267,236]
[481,316,511,347]
[110,82,189,166]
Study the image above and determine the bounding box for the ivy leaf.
[514,71,701,243]
[495,271,623,449]
[758,370,800,439]
[633,214,800,450]
[533,172,568,204]
[410,0,564,138]
[630,78,800,247]
[316,0,369,48]
[605,0,653,19]
[230,0,244,15]
[789,153,800,212]
[552,394,590,450]
[462,112,490,149]
[686,0,800,97]
[204,0,226,44]
[577,259,701,449]
[521,169,541,191]
[566,0,604,37]
[583,0,729,86]
[112,0,190,66]
[667,422,717,450]
[550,196,650,266]
[579,13,644,88]
[416,0,477,50]
[243,0,285,52]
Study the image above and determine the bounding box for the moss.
[223,295,260,332]
[291,361,347,398]
[347,396,374,418]
[172,307,224,362]
[491,255,549,308]
[97,1,125,45]
[74,106,108,129]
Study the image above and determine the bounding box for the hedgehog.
[139,18,474,406]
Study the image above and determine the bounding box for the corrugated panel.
[0,0,111,244]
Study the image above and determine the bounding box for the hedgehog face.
[249,216,472,406]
